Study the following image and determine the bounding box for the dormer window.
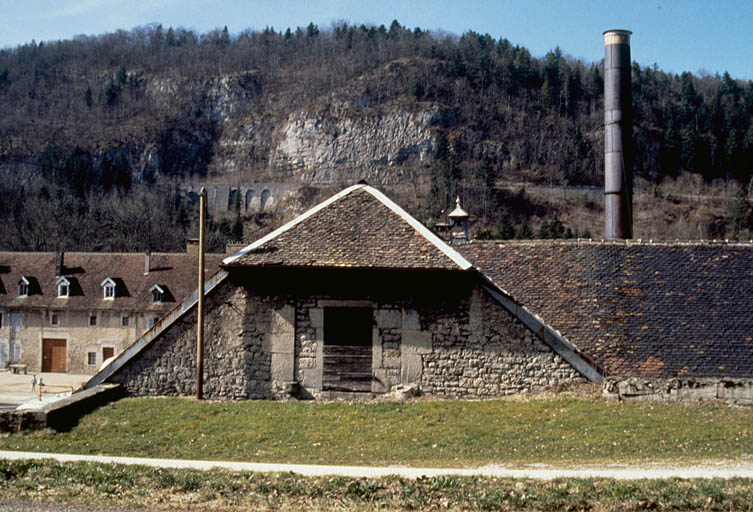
[18,276,30,297]
[101,277,116,300]
[150,284,164,304]
[56,277,71,298]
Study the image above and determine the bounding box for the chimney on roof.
[144,250,151,275]
[187,238,199,256]
[603,29,633,239]
[55,251,64,277]
[448,197,469,243]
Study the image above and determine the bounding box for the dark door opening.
[323,307,373,392]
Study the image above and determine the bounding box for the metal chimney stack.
[603,29,633,239]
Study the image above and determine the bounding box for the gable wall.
[108,269,586,399]
[110,281,280,399]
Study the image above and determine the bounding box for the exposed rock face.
[147,73,262,123]
[143,75,444,184]
[271,103,445,184]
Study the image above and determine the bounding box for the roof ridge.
[463,239,753,247]
[223,184,473,271]
[363,186,472,270]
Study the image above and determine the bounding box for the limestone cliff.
[270,102,445,184]
[143,74,445,185]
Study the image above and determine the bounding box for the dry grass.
[2,459,753,511]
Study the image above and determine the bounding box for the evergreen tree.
[84,86,93,108]
[496,213,515,239]
[515,220,533,239]
[117,65,127,86]
[105,79,119,106]
[219,26,231,47]
[726,189,751,239]
[306,22,319,38]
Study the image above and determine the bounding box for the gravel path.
[2,450,753,480]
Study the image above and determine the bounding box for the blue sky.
[2,0,752,80]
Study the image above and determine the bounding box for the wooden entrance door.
[42,338,67,373]
[322,307,373,392]
[102,346,115,361]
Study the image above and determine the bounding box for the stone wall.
[0,384,123,432]
[110,281,283,400]
[109,271,588,400]
[421,288,586,397]
[603,377,753,405]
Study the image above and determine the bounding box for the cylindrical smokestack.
[603,29,633,239]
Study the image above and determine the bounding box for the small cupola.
[448,196,469,243]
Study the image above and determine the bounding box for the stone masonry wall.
[420,287,587,397]
[109,276,588,400]
[603,376,753,405]
[110,281,283,399]
[289,286,586,398]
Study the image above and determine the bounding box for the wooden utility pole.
[196,187,206,400]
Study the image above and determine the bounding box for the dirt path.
[2,450,752,480]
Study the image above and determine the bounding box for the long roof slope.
[461,240,753,378]
[0,251,225,312]
[224,184,472,271]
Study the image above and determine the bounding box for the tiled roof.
[0,251,225,313]
[461,240,753,378]
[224,184,472,271]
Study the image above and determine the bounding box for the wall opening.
[322,307,373,392]
[42,338,67,373]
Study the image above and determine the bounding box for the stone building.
[88,184,598,398]
[86,184,753,399]
[0,245,225,374]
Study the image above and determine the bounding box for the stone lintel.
[318,299,372,308]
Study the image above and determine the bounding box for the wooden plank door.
[102,347,115,361]
[42,339,67,373]
[322,307,373,392]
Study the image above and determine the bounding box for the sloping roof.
[460,240,753,378]
[0,252,225,312]
[224,184,472,271]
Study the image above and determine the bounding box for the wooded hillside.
[1,20,752,250]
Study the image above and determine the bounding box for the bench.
[9,364,27,375]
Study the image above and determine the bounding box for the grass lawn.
[1,395,752,467]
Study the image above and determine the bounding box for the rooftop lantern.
[448,196,469,243]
